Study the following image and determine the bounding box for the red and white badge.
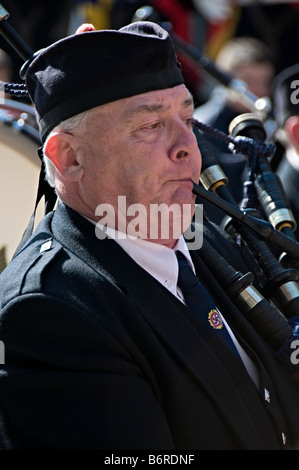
[208,309,223,330]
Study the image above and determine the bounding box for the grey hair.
[43,108,94,187]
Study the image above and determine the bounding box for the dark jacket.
[0,202,298,450]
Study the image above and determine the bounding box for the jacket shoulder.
[0,213,64,307]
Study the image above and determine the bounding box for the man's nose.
[168,121,200,162]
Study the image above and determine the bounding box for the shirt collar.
[96,222,194,298]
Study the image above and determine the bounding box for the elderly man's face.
[78,84,202,245]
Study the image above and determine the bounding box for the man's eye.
[185,118,194,127]
[147,121,161,129]
[137,122,162,132]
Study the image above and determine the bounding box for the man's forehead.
[123,86,194,115]
[92,86,194,120]
[129,86,193,105]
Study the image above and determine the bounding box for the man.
[0,21,298,450]
[274,63,299,238]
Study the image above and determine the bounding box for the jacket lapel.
[119,266,272,449]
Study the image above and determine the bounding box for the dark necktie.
[176,251,240,357]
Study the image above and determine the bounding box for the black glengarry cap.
[22,21,184,142]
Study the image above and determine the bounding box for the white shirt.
[95,222,259,388]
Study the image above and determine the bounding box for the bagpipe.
[1,3,299,381]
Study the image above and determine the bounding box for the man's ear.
[44,132,85,181]
[284,115,299,154]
